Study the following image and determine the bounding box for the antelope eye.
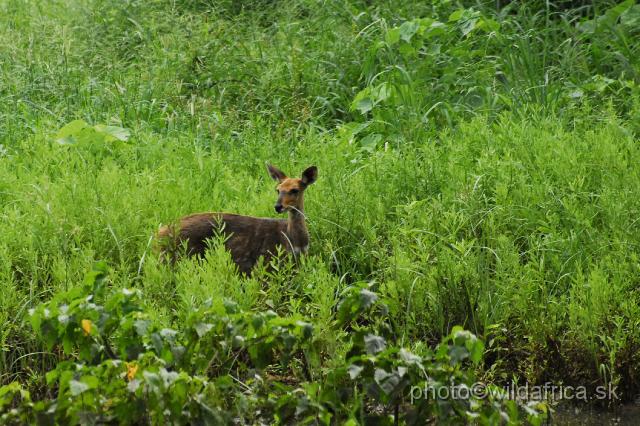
[290,189,299,195]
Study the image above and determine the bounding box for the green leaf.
[232,335,245,348]
[359,133,382,152]
[604,0,635,25]
[160,328,178,340]
[621,5,640,26]
[353,97,373,115]
[94,124,131,142]
[424,22,447,38]
[449,344,468,363]
[29,307,42,334]
[300,322,313,340]
[69,380,89,396]
[398,43,416,57]
[159,368,179,386]
[385,27,400,45]
[399,348,422,365]
[348,364,364,379]
[194,322,213,337]
[134,319,151,336]
[0,382,31,409]
[477,18,500,32]
[364,334,386,355]
[579,0,635,33]
[55,119,89,145]
[143,371,162,393]
[45,369,59,385]
[81,375,100,389]
[351,87,373,114]
[371,82,391,104]
[339,121,371,138]
[359,289,378,309]
[62,335,74,354]
[252,314,264,330]
[398,20,419,42]
[223,299,238,314]
[84,261,109,295]
[460,17,478,36]
[375,369,402,395]
[448,9,464,22]
[467,337,485,365]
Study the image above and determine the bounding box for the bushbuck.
[157,164,317,275]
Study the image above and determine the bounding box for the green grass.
[1,0,640,408]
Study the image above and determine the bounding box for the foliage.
[344,1,640,148]
[1,266,546,424]
[0,0,639,422]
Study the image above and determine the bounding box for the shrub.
[1,264,546,424]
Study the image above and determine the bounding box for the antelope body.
[157,164,317,275]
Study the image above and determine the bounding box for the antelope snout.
[275,204,285,213]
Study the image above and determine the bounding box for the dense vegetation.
[1,0,639,423]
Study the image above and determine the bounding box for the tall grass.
[1,0,640,403]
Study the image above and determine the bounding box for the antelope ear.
[301,166,318,186]
[267,164,287,182]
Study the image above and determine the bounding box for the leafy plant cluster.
[0,263,546,424]
[1,0,639,422]
[345,1,640,149]
[347,8,501,148]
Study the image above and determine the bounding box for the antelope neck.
[285,208,308,251]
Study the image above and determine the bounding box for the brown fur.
[157,165,317,275]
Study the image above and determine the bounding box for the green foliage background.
[1,0,640,419]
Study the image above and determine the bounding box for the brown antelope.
[157,164,317,275]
